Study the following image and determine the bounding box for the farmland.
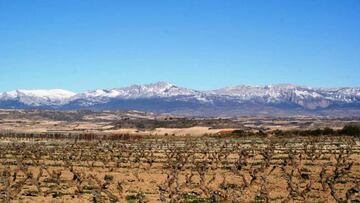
[0,110,359,202]
[0,134,359,202]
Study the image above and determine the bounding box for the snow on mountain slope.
[211,84,360,101]
[209,84,312,103]
[112,82,198,98]
[71,82,202,102]
[208,84,360,109]
[0,89,76,106]
[0,82,360,112]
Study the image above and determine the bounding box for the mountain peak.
[266,83,300,89]
[1,89,76,99]
[1,83,360,116]
[138,81,176,91]
[0,89,76,106]
[149,81,175,87]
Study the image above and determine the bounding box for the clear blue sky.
[0,0,359,92]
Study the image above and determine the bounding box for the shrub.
[340,125,360,136]
[322,127,335,135]
[126,192,146,203]
[104,175,113,182]
[182,192,209,203]
[231,130,246,136]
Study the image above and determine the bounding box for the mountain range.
[1,82,360,117]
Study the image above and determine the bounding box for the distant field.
[0,109,359,137]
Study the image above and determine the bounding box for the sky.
[0,0,359,92]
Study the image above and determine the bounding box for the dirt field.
[0,135,359,203]
[0,110,359,202]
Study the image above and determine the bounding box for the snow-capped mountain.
[209,84,360,109]
[1,82,360,116]
[0,89,76,106]
[66,82,206,106]
[72,82,199,100]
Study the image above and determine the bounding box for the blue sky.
[0,0,359,92]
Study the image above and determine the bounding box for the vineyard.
[0,135,359,202]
